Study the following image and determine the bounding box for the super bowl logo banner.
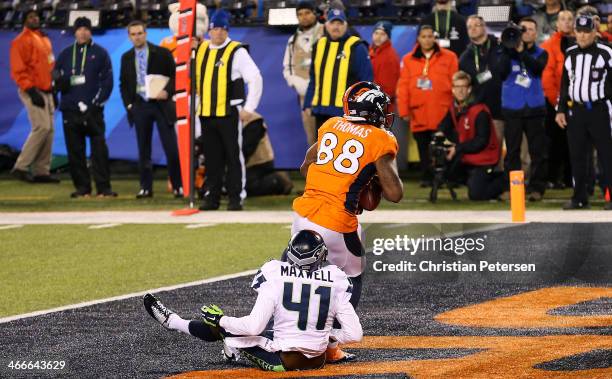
[176,0,197,197]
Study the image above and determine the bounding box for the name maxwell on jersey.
[280,265,334,283]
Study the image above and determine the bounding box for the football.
[359,175,382,211]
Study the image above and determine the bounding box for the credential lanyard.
[71,43,87,76]
[434,9,451,39]
[473,39,491,72]
[422,55,431,77]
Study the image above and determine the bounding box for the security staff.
[120,20,182,199]
[195,10,263,211]
[303,9,373,130]
[556,15,612,210]
[54,17,115,198]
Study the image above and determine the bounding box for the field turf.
[1,174,606,212]
[0,223,610,378]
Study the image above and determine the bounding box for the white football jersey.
[251,260,356,356]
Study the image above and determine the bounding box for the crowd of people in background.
[7,0,612,210]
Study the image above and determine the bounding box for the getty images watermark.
[370,234,536,273]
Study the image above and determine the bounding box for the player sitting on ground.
[292,81,403,362]
[143,230,363,372]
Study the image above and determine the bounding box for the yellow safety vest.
[195,40,242,117]
[311,35,360,108]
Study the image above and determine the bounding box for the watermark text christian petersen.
[370,234,536,273]
[373,260,536,272]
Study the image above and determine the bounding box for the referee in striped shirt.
[556,15,612,210]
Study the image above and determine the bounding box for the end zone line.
[0,269,257,325]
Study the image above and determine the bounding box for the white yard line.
[0,210,610,224]
[0,270,257,324]
[88,223,122,229]
[0,224,24,230]
[185,223,218,229]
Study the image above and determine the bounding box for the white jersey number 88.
[316,132,364,175]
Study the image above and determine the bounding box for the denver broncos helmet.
[342,81,393,128]
[283,230,328,272]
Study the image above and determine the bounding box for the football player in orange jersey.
[292,81,403,362]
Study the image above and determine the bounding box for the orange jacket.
[10,28,54,91]
[160,35,178,58]
[369,40,400,112]
[397,44,457,133]
[541,31,568,107]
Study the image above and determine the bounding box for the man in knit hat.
[369,21,403,168]
[195,10,263,211]
[303,9,372,130]
[9,10,59,183]
[53,16,116,198]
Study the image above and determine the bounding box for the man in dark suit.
[119,20,182,198]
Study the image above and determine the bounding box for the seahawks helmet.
[284,230,328,272]
[342,81,393,128]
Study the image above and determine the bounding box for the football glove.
[201,304,224,327]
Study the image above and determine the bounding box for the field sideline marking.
[0,224,23,230]
[88,223,121,229]
[185,223,218,229]
[0,269,257,325]
[2,210,612,224]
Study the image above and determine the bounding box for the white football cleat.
[222,341,241,362]
[143,293,175,330]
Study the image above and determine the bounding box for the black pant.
[200,107,245,204]
[132,101,182,192]
[246,162,286,197]
[545,101,571,186]
[566,102,612,204]
[466,166,505,200]
[447,160,505,201]
[62,109,111,193]
[504,115,548,194]
[314,114,334,133]
[413,130,434,182]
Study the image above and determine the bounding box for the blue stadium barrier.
[0,25,417,169]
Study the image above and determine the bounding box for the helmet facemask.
[285,230,329,272]
[343,81,392,128]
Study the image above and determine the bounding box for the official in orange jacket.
[369,21,400,112]
[541,10,574,189]
[9,10,58,183]
[397,25,458,185]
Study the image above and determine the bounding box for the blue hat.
[327,9,346,23]
[210,10,230,30]
[374,21,393,38]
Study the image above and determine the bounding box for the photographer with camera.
[498,18,549,202]
[437,71,504,201]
